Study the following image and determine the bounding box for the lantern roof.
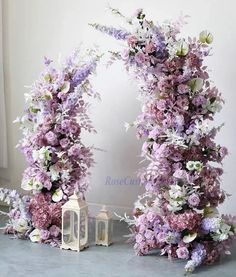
[61,193,87,210]
[96,205,112,220]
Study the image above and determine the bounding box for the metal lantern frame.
[95,205,113,247]
[60,193,88,252]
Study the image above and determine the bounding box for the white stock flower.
[33,146,51,163]
[49,167,60,182]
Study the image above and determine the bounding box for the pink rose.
[135,51,146,64]
[127,35,138,47]
[144,42,155,54]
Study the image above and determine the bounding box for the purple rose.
[61,119,71,131]
[219,147,228,158]
[45,131,58,146]
[49,225,60,237]
[60,138,70,149]
[40,229,50,240]
[188,193,200,207]
[176,247,189,259]
[68,144,81,156]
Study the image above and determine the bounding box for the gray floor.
[0,213,236,277]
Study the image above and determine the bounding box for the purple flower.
[49,225,60,237]
[201,217,221,232]
[188,193,200,207]
[61,119,71,131]
[72,59,97,86]
[219,147,228,158]
[177,84,190,94]
[176,247,189,259]
[40,229,50,240]
[135,52,146,64]
[44,56,53,66]
[90,23,130,40]
[59,138,70,149]
[68,144,81,156]
[45,131,58,146]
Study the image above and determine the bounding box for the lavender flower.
[72,58,97,86]
[89,23,130,40]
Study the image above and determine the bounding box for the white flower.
[169,184,186,199]
[167,200,183,212]
[175,40,189,56]
[52,189,63,202]
[183,232,197,243]
[21,179,33,191]
[60,81,70,94]
[199,30,213,44]
[186,161,195,171]
[32,180,43,191]
[33,146,51,163]
[56,151,65,159]
[164,129,187,148]
[13,117,21,124]
[124,122,132,132]
[49,166,60,181]
[61,170,70,181]
[186,161,203,172]
[194,161,203,172]
[24,93,33,103]
[13,218,29,233]
[166,185,186,212]
[29,229,40,243]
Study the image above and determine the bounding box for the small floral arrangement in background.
[92,7,236,273]
[0,48,100,246]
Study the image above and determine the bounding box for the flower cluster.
[92,8,235,273]
[1,48,99,245]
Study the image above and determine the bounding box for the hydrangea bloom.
[92,8,236,273]
[0,48,100,245]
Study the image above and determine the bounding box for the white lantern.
[60,193,88,252]
[95,205,113,246]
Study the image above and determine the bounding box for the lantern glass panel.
[63,210,78,244]
[108,219,113,240]
[98,221,106,241]
[80,210,86,245]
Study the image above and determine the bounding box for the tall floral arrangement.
[0,48,100,246]
[91,8,236,273]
